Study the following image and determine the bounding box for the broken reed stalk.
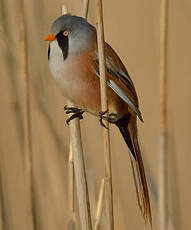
[93,179,105,230]
[19,0,34,227]
[159,0,168,230]
[95,1,114,230]
[61,5,92,230]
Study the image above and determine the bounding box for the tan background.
[0,0,190,229]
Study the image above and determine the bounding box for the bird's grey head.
[48,14,95,60]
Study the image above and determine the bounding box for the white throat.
[48,41,65,79]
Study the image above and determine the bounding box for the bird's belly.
[49,55,77,95]
[49,54,102,115]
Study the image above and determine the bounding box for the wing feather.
[107,80,143,121]
[94,42,143,121]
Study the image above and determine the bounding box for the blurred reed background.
[0,0,190,229]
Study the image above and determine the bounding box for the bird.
[45,14,152,224]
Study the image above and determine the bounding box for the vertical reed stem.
[95,1,114,230]
[62,5,92,230]
[69,142,75,215]
[68,100,92,230]
[83,0,89,19]
[19,0,34,228]
[159,0,168,229]
[93,179,105,230]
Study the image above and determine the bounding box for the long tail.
[115,114,152,225]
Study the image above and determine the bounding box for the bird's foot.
[99,110,118,128]
[64,106,84,124]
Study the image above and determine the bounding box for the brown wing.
[93,42,143,121]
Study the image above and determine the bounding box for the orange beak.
[44,34,56,41]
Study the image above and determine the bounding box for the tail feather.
[116,115,152,225]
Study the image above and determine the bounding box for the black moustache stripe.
[56,31,69,60]
[48,44,50,60]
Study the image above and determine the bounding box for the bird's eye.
[63,30,70,36]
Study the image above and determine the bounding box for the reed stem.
[83,0,89,19]
[159,0,169,229]
[93,179,105,230]
[95,1,114,229]
[19,0,34,228]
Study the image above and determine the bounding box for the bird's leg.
[99,110,118,128]
[64,105,84,124]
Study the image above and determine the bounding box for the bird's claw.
[64,106,84,124]
[99,110,118,128]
